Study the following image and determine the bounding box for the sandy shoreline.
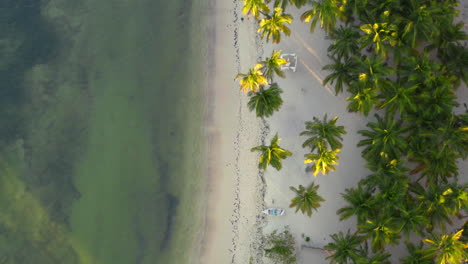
[198,0,268,263]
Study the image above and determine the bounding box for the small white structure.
[262,208,285,216]
[280,53,298,72]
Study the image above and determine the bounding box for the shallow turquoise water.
[0,0,207,263]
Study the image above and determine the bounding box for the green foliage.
[400,242,434,264]
[409,148,458,186]
[328,25,361,60]
[438,42,468,86]
[248,84,284,118]
[359,22,398,58]
[422,229,468,264]
[258,7,293,43]
[272,0,307,10]
[346,83,378,116]
[289,182,324,217]
[325,230,363,264]
[264,229,297,264]
[409,182,464,231]
[251,133,292,170]
[353,55,394,90]
[358,217,401,252]
[236,63,268,93]
[395,205,429,239]
[261,50,288,82]
[300,115,346,152]
[242,0,270,19]
[379,81,418,117]
[398,0,443,48]
[356,245,391,264]
[323,56,358,95]
[337,185,375,225]
[304,147,340,176]
[300,0,344,33]
[358,114,409,165]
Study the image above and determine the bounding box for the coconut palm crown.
[325,230,363,264]
[358,114,409,165]
[422,229,468,264]
[337,185,376,225]
[301,115,347,152]
[260,49,288,82]
[323,55,358,95]
[304,147,340,177]
[257,7,293,44]
[251,133,292,170]
[358,217,401,252]
[242,0,270,19]
[235,63,268,93]
[247,84,283,118]
[300,0,345,33]
[328,25,361,60]
[289,182,325,217]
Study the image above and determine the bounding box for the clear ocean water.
[0,0,207,263]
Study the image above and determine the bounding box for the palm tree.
[300,114,346,152]
[358,217,401,252]
[428,21,467,56]
[412,78,458,123]
[337,185,375,225]
[442,183,468,215]
[357,114,409,165]
[361,159,409,191]
[356,246,391,264]
[325,230,363,264]
[409,183,454,231]
[409,148,458,186]
[437,114,468,159]
[241,0,270,19]
[378,81,418,117]
[354,55,394,90]
[260,50,288,82]
[396,205,429,239]
[300,0,344,33]
[247,84,283,118]
[372,175,409,215]
[398,0,441,47]
[289,182,325,217]
[257,7,293,44]
[400,242,434,264]
[323,56,358,95]
[272,0,307,9]
[251,133,292,170]
[327,25,361,60]
[341,0,371,23]
[422,229,468,264]
[304,147,340,176]
[346,84,379,116]
[438,42,468,86]
[359,22,398,58]
[398,52,442,88]
[235,63,268,93]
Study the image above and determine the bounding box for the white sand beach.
[200,1,468,264]
[199,0,266,263]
